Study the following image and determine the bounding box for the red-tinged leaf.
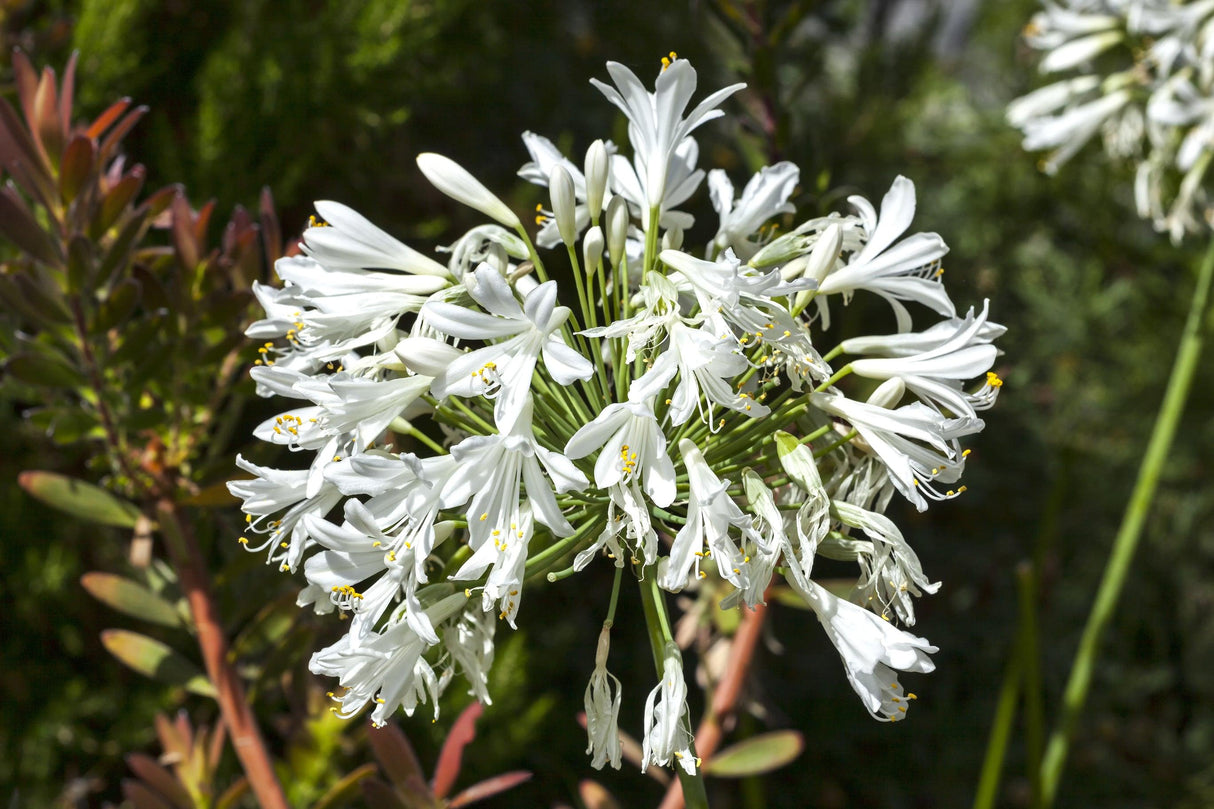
[193,198,214,245]
[701,730,804,778]
[98,105,148,164]
[0,97,52,195]
[360,779,409,809]
[155,713,190,761]
[431,701,483,798]
[81,572,181,628]
[125,753,192,809]
[214,777,249,809]
[366,722,426,791]
[59,134,95,204]
[447,771,531,807]
[0,186,60,266]
[101,630,217,697]
[260,186,282,269]
[18,471,141,527]
[170,194,199,271]
[59,52,78,138]
[121,779,174,809]
[143,184,182,222]
[578,779,622,809]
[11,50,38,126]
[86,98,132,140]
[91,165,145,236]
[310,763,378,809]
[33,68,63,167]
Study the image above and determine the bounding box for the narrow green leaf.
[93,277,141,332]
[12,272,72,324]
[310,764,377,809]
[4,352,81,388]
[66,234,95,293]
[81,572,181,628]
[701,730,804,778]
[18,470,142,528]
[100,629,217,698]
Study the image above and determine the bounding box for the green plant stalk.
[638,570,711,809]
[1036,234,1214,808]
[972,563,1040,809]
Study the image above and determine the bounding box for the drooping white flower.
[641,644,697,774]
[584,625,623,770]
[661,439,749,593]
[787,576,937,722]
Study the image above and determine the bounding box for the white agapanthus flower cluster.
[1008,0,1214,240]
[231,54,1004,773]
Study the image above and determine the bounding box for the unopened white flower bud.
[806,223,843,284]
[549,165,578,248]
[585,140,609,222]
[606,195,629,266]
[417,153,521,229]
[583,225,604,275]
[661,225,683,251]
[867,377,906,408]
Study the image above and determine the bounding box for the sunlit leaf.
[432,701,483,798]
[101,629,217,698]
[18,471,142,528]
[81,572,182,628]
[701,730,804,778]
[366,722,426,792]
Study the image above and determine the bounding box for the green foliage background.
[2,0,1213,806]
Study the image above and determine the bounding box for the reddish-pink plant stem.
[156,498,289,809]
[658,600,770,809]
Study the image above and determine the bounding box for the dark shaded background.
[2,0,1212,806]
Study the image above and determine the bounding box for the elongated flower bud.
[605,195,629,266]
[867,377,906,408]
[585,140,609,221]
[417,153,521,228]
[549,165,578,248]
[583,225,604,275]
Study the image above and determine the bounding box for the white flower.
[302,201,452,278]
[708,162,799,259]
[442,604,496,704]
[848,300,1003,417]
[788,576,937,722]
[565,398,676,507]
[661,439,749,593]
[424,266,594,431]
[591,58,743,211]
[641,645,697,774]
[584,625,623,770]
[811,391,982,512]
[816,176,955,332]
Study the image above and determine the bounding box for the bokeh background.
[2,0,1213,806]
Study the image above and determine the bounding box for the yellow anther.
[280,541,289,548]
[783,330,791,337]
[698,571,707,579]
[375,698,386,704]
[245,514,253,523]
[907,693,918,700]
[333,455,341,462]
[480,513,488,521]
[958,485,968,493]
[963,448,972,457]
[935,267,945,277]
[986,371,1004,388]
[465,588,473,597]
[237,536,249,545]
[372,541,382,547]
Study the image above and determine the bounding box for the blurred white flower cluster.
[1008,0,1214,241]
[231,54,1003,772]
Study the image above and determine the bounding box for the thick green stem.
[1036,234,1214,807]
[638,570,711,809]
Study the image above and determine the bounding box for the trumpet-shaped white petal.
[303,201,452,277]
[565,398,676,507]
